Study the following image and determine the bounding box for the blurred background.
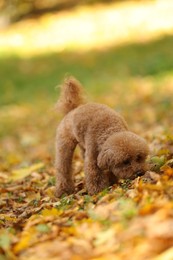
[0,0,173,165]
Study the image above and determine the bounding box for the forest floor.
[0,1,173,259]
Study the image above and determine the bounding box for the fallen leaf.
[0,233,11,250]
[36,224,51,233]
[41,208,61,217]
[10,163,44,180]
[153,247,173,260]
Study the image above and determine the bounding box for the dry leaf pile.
[0,104,173,260]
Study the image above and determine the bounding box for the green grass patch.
[1,35,173,107]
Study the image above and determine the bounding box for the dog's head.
[97,131,149,180]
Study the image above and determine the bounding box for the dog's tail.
[56,76,86,115]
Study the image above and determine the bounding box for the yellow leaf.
[153,247,173,260]
[13,228,35,253]
[41,208,60,217]
[139,204,155,216]
[144,183,163,191]
[10,162,44,181]
[165,167,173,177]
[0,214,17,222]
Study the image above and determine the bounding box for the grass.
[1,35,173,103]
[1,34,173,131]
[1,0,173,109]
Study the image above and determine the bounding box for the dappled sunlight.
[1,0,173,56]
[0,31,173,127]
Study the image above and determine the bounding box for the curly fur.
[56,76,86,115]
[55,77,149,197]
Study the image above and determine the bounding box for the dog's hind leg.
[55,129,77,197]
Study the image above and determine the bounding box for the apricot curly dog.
[55,77,149,197]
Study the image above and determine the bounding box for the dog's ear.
[97,148,113,170]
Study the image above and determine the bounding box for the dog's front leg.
[84,150,109,195]
[55,131,77,197]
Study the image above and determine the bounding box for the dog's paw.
[55,183,75,198]
[87,185,106,196]
[87,180,109,196]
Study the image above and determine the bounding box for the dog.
[55,77,149,197]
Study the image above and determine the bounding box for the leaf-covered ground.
[1,1,173,259]
[0,91,173,260]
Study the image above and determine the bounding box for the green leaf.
[150,156,166,171]
[118,198,137,220]
[0,234,11,250]
[0,254,8,260]
[36,224,51,233]
[48,176,56,186]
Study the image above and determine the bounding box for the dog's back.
[56,77,128,148]
[69,102,128,147]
